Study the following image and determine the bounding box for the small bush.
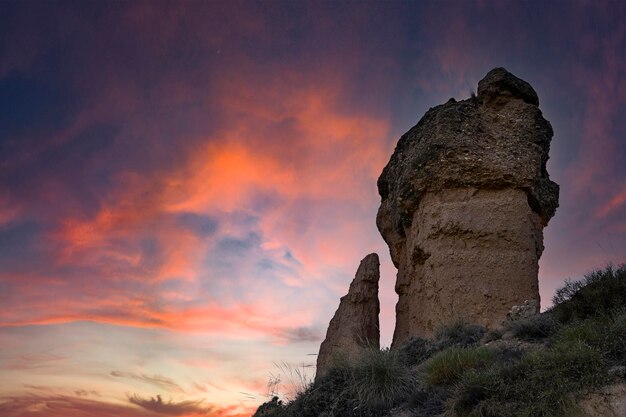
[447,370,491,417]
[557,311,626,367]
[506,313,560,341]
[398,336,434,366]
[408,385,448,417]
[558,320,607,349]
[287,364,355,417]
[551,264,626,323]
[350,348,417,410]
[434,319,486,350]
[490,345,525,363]
[527,341,608,387]
[607,311,626,367]
[398,320,486,368]
[422,347,494,386]
[286,348,417,417]
[482,328,503,343]
[252,397,287,417]
[448,341,609,417]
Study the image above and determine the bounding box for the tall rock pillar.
[377,68,559,348]
[315,253,380,382]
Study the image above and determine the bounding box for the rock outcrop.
[506,299,540,322]
[580,383,626,417]
[315,253,380,382]
[377,68,559,347]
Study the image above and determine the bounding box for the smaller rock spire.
[315,253,380,382]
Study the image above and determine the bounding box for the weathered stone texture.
[315,253,380,382]
[507,299,541,322]
[377,68,559,347]
[580,383,626,417]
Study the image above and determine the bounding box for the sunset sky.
[1,1,625,416]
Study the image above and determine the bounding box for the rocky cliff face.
[377,68,559,347]
[315,253,380,382]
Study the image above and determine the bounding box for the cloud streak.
[111,372,185,393]
[0,394,253,417]
[128,394,209,416]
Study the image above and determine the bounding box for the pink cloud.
[0,62,392,345]
[596,184,626,218]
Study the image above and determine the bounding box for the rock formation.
[377,68,559,347]
[506,299,540,322]
[580,383,626,417]
[315,253,380,382]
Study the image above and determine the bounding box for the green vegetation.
[550,264,626,322]
[351,348,417,409]
[287,364,356,417]
[505,311,560,341]
[398,336,434,367]
[272,349,414,417]
[422,347,494,386]
[449,341,609,417]
[398,320,485,367]
[432,319,485,350]
[557,311,626,367]
[253,265,626,417]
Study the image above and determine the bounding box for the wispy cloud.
[111,372,185,393]
[2,353,65,371]
[74,389,100,397]
[0,394,157,417]
[128,394,209,416]
[0,63,391,344]
[0,393,254,417]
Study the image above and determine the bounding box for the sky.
[0,0,625,416]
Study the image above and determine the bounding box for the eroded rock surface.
[507,299,541,322]
[315,253,380,382]
[377,68,559,347]
[580,383,626,417]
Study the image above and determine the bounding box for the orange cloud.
[37,68,391,341]
[164,83,389,212]
[596,185,626,218]
[0,299,316,342]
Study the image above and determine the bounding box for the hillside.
[253,265,626,417]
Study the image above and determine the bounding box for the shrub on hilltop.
[550,264,626,323]
[253,397,286,417]
[448,340,608,417]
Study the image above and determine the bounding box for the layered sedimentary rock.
[377,68,559,347]
[315,253,380,382]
